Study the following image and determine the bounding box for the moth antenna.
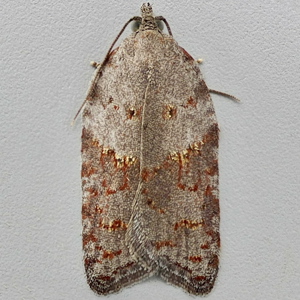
[72,16,142,124]
[209,89,240,102]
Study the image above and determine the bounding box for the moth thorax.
[140,16,158,31]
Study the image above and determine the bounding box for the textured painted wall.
[1,1,299,299]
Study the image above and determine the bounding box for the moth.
[80,3,236,295]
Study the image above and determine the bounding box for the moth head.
[141,2,153,16]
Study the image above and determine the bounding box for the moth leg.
[209,89,240,102]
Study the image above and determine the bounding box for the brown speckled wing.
[125,32,220,295]
[82,11,219,296]
[81,36,156,294]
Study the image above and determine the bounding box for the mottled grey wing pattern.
[82,4,220,296]
[124,31,220,295]
[81,37,156,294]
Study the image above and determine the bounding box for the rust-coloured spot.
[200,243,210,250]
[193,275,206,281]
[206,230,213,237]
[81,161,96,177]
[177,182,185,190]
[188,184,198,192]
[126,106,142,120]
[127,109,135,119]
[86,187,99,198]
[83,232,98,246]
[155,240,176,250]
[163,104,177,120]
[91,139,100,147]
[113,105,119,110]
[81,127,89,140]
[205,163,218,176]
[174,219,204,231]
[99,219,128,231]
[84,257,102,266]
[169,144,204,192]
[97,276,112,281]
[147,198,165,214]
[82,203,90,219]
[100,149,136,193]
[142,188,149,194]
[106,188,117,195]
[94,205,103,214]
[102,249,122,260]
[181,96,197,108]
[202,124,219,146]
[187,96,197,107]
[146,198,154,205]
[205,185,213,197]
[141,167,158,182]
[100,148,116,167]
[189,256,202,263]
[102,251,113,259]
[119,179,129,191]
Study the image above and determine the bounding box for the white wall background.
[1,1,299,299]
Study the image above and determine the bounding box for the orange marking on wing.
[119,178,129,191]
[126,106,142,120]
[84,257,102,266]
[106,188,117,195]
[94,204,103,214]
[99,219,128,231]
[155,240,176,250]
[141,167,159,182]
[81,162,96,177]
[174,219,204,231]
[102,249,122,260]
[189,256,202,263]
[194,276,206,281]
[147,198,165,214]
[82,204,90,219]
[86,187,99,198]
[83,232,98,246]
[162,104,177,119]
[142,188,149,194]
[205,185,213,197]
[100,148,137,193]
[101,179,108,187]
[169,144,204,192]
[200,243,210,250]
[205,161,218,176]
